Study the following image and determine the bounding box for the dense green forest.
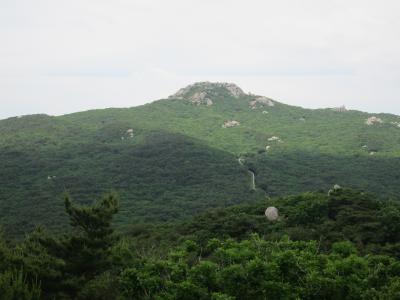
[1,188,400,299]
[1,82,400,298]
[0,131,259,236]
[1,82,400,236]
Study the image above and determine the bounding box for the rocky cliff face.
[169,82,278,110]
[169,82,246,105]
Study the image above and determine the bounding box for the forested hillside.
[128,188,400,256]
[1,82,400,236]
[1,188,400,299]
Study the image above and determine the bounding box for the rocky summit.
[168,81,279,109]
[169,82,246,105]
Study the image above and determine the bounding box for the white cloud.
[1,0,400,119]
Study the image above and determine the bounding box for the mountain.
[1,81,400,236]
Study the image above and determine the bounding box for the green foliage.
[11,194,120,299]
[118,236,400,300]
[1,83,400,298]
[54,194,119,297]
[0,230,11,270]
[78,271,120,300]
[135,189,400,257]
[0,187,399,299]
[11,228,64,296]
[1,84,400,236]
[331,241,357,257]
[0,270,41,300]
[247,150,400,198]
[0,131,259,237]
[61,193,119,279]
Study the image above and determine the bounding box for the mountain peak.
[169,81,277,108]
[169,82,246,101]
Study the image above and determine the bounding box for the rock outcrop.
[126,129,134,137]
[249,96,275,109]
[122,129,134,140]
[365,116,383,125]
[222,120,240,128]
[169,82,246,106]
[328,184,342,195]
[186,91,213,106]
[268,136,282,142]
[169,82,279,111]
[223,83,245,98]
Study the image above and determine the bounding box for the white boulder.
[265,207,279,221]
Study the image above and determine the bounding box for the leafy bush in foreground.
[118,236,400,300]
[1,189,400,299]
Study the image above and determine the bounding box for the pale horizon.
[1,80,398,120]
[1,0,400,119]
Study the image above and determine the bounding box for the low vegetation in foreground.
[1,188,400,299]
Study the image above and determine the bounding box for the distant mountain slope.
[1,82,399,236]
[0,129,260,236]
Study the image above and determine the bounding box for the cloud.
[47,68,132,78]
[0,0,400,119]
[181,68,355,77]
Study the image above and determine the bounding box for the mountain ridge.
[3,82,399,121]
[1,81,400,237]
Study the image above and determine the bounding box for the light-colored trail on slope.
[248,170,256,190]
[238,157,256,190]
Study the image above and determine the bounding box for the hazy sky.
[1,0,400,119]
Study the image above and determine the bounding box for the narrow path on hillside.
[248,169,256,190]
[238,157,256,190]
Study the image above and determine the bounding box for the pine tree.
[37,193,119,298]
[62,193,119,295]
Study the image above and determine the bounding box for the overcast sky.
[1,0,400,119]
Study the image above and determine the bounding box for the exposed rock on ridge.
[365,116,383,126]
[169,81,278,109]
[169,82,246,105]
[249,96,275,109]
